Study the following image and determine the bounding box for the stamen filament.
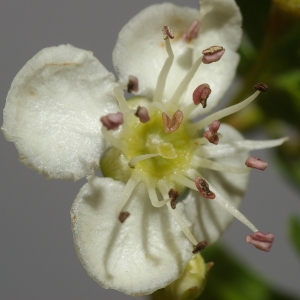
[115,172,141,216]
[129,154,160,168]
[113,86,129,112]
[194,90,261,130]
[153,37,174,103]
[146,179,170,207]
[101,127,124,150]
[169,55,204,105]
[192,157,250,173]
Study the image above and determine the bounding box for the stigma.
[99,25,286,253]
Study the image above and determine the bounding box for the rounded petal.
[185,124,249,243]
[113,3,199,99]
[2,45,118,180]
[71,176,193,296]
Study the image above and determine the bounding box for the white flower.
[1,0,287,296]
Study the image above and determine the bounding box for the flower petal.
[71,176,193,296]
[185,124,249,243]
[113,3,199,99]
[2,45,118,180]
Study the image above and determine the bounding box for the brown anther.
[245,157,268,171]
[100,112,124,130]
[193,83,211,108]
[202,46,225,64]
[127,75,139,93]
[195,177,216,199]
[246,231,275,252]
[253,83,268,92]
[162,25,174,40]
[182,20,201,42]
[192,240,208,254]
[168,188,179,209]
[204,120,221,145]
[162,110,183,133]
[118,211,130,223]
[135,106,150,123]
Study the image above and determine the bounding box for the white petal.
[185,124,249,243]
[71,176,193,296]
[2,45,118,180]
[113,3,199,99]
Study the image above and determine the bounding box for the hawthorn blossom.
[2,0,287,297]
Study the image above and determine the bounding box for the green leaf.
[198,244,298,300]
[288,215,300,256]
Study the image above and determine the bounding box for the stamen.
[203,120,221,145]
[192,134,223,146]
[182,20,201,42]
[245,157,268,170]
[128,153,159,168]
[202,46,225,64]
[100,112,124,130]
[246,231,275,252]
[162,25,174,40]
[193,84,211,107]
[118,211,130,223]
[192,240,208,254]
[194,89,262,131]
[115,172,141,216]
[127,75,139,93]
[153,26,174,103]
[168,188,179,209]
[195,177,216,199]
[135,106,150,123]
[169,55,204,105]
[253,83,268,92]
[162,110,183,133]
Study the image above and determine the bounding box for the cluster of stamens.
[99,23,286,253]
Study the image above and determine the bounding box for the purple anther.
[118,211,130,223]
[193,84,211,108]
[182,20,201,42]
[127,75,139,93]
[192,240,208,254]
[162,110,183,133]
[135,106,150,123]
[204,120,221,145]
[162,25,174,40]
[246,231,275,252]
[202,46,225,64]
[245,157,268,171]
[100,112,124,130]
[168,188,179,209]
[253,83,268,92]
[195,177,216,199]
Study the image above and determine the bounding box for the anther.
[193,84,211,108]
[162,110,183,133]
[195,177,216,199]
[203,120,221,145]
[100,112,124,130]
[135,106,150,123]
[192,240,208,254]
[162,25,174,40]
[253,83,268,92]
[168,188,179,209]
[182,20,201,42]
[246,231,275,252]
[245,157,268,171]
[202,46,225,64]
[127,75,139,93]
[118,211,130,223]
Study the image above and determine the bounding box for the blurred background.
[1,1,299,299]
